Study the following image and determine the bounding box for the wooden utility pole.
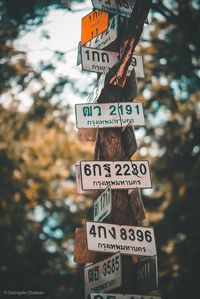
[74,0,161,298]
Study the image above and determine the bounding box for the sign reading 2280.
[80,161,152,190]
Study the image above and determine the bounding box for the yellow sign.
[81,10,109,45]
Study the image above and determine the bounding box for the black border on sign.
[79,160,153,190]
[93,184,112,222]
[84,220,157,256]
[91,0,119,16]
[84,251,122,299]
[85,15,119,50]
[80,45,118,73]
[75,102,145,129]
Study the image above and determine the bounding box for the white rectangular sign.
[92,0,136,18]
[86,221,157,256]
[75,102,145,129]
[81,46,144,78]
[84,252,122,299]
[94,186,112,222]
[86,15,118,49]
[90,293,162,299]
[80,160,152,190]
[90,293,161,299]
[75,163,96,195]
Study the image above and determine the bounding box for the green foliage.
[138,1,200,298]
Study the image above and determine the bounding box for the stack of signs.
[74,2,162,299]
[81,46,144,78]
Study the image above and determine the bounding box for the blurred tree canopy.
[0,0,200,299]
[138,1,200,299]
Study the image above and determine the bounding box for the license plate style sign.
[84,252,122,299]
[134,256,158,292]
[86,221,157,256]
[75,102,145,129]
[86,15,118,49]
[92,0,135,18]
[80,160,152,190]
[94,186,112,222]
[81,10,109,45]
[81,46,144,78]
[90,293,162,299]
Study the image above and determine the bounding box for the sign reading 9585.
[80,160,152,190]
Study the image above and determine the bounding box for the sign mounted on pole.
[94,185,112,222]
[89,293,162,299]
[81,46,144,78]
[81,10,109,45]
[92,0,135,18]
[75,163,96,195]
[85,221,157,256]
[84,252,122,299]
[87,68,108,103]
[80,160,152,190]
[134,256,158,292]
[75,102,145,129]
[86,15,118,50]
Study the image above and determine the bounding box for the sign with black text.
[92,0,135,18]
[84,252,122,299]
[81,10,109,44]
[89,293,162,299]
[81,46,144,78]
[80,160,152,190]
[75,163,96,195]
[94,186,112,222]
[75,102,145,129]
[86,15,118,49]
[86,221,157,256]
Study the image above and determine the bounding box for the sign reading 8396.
[86,221,157,256]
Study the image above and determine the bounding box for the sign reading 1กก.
[81,10,109,45]
[81,46,144,78]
